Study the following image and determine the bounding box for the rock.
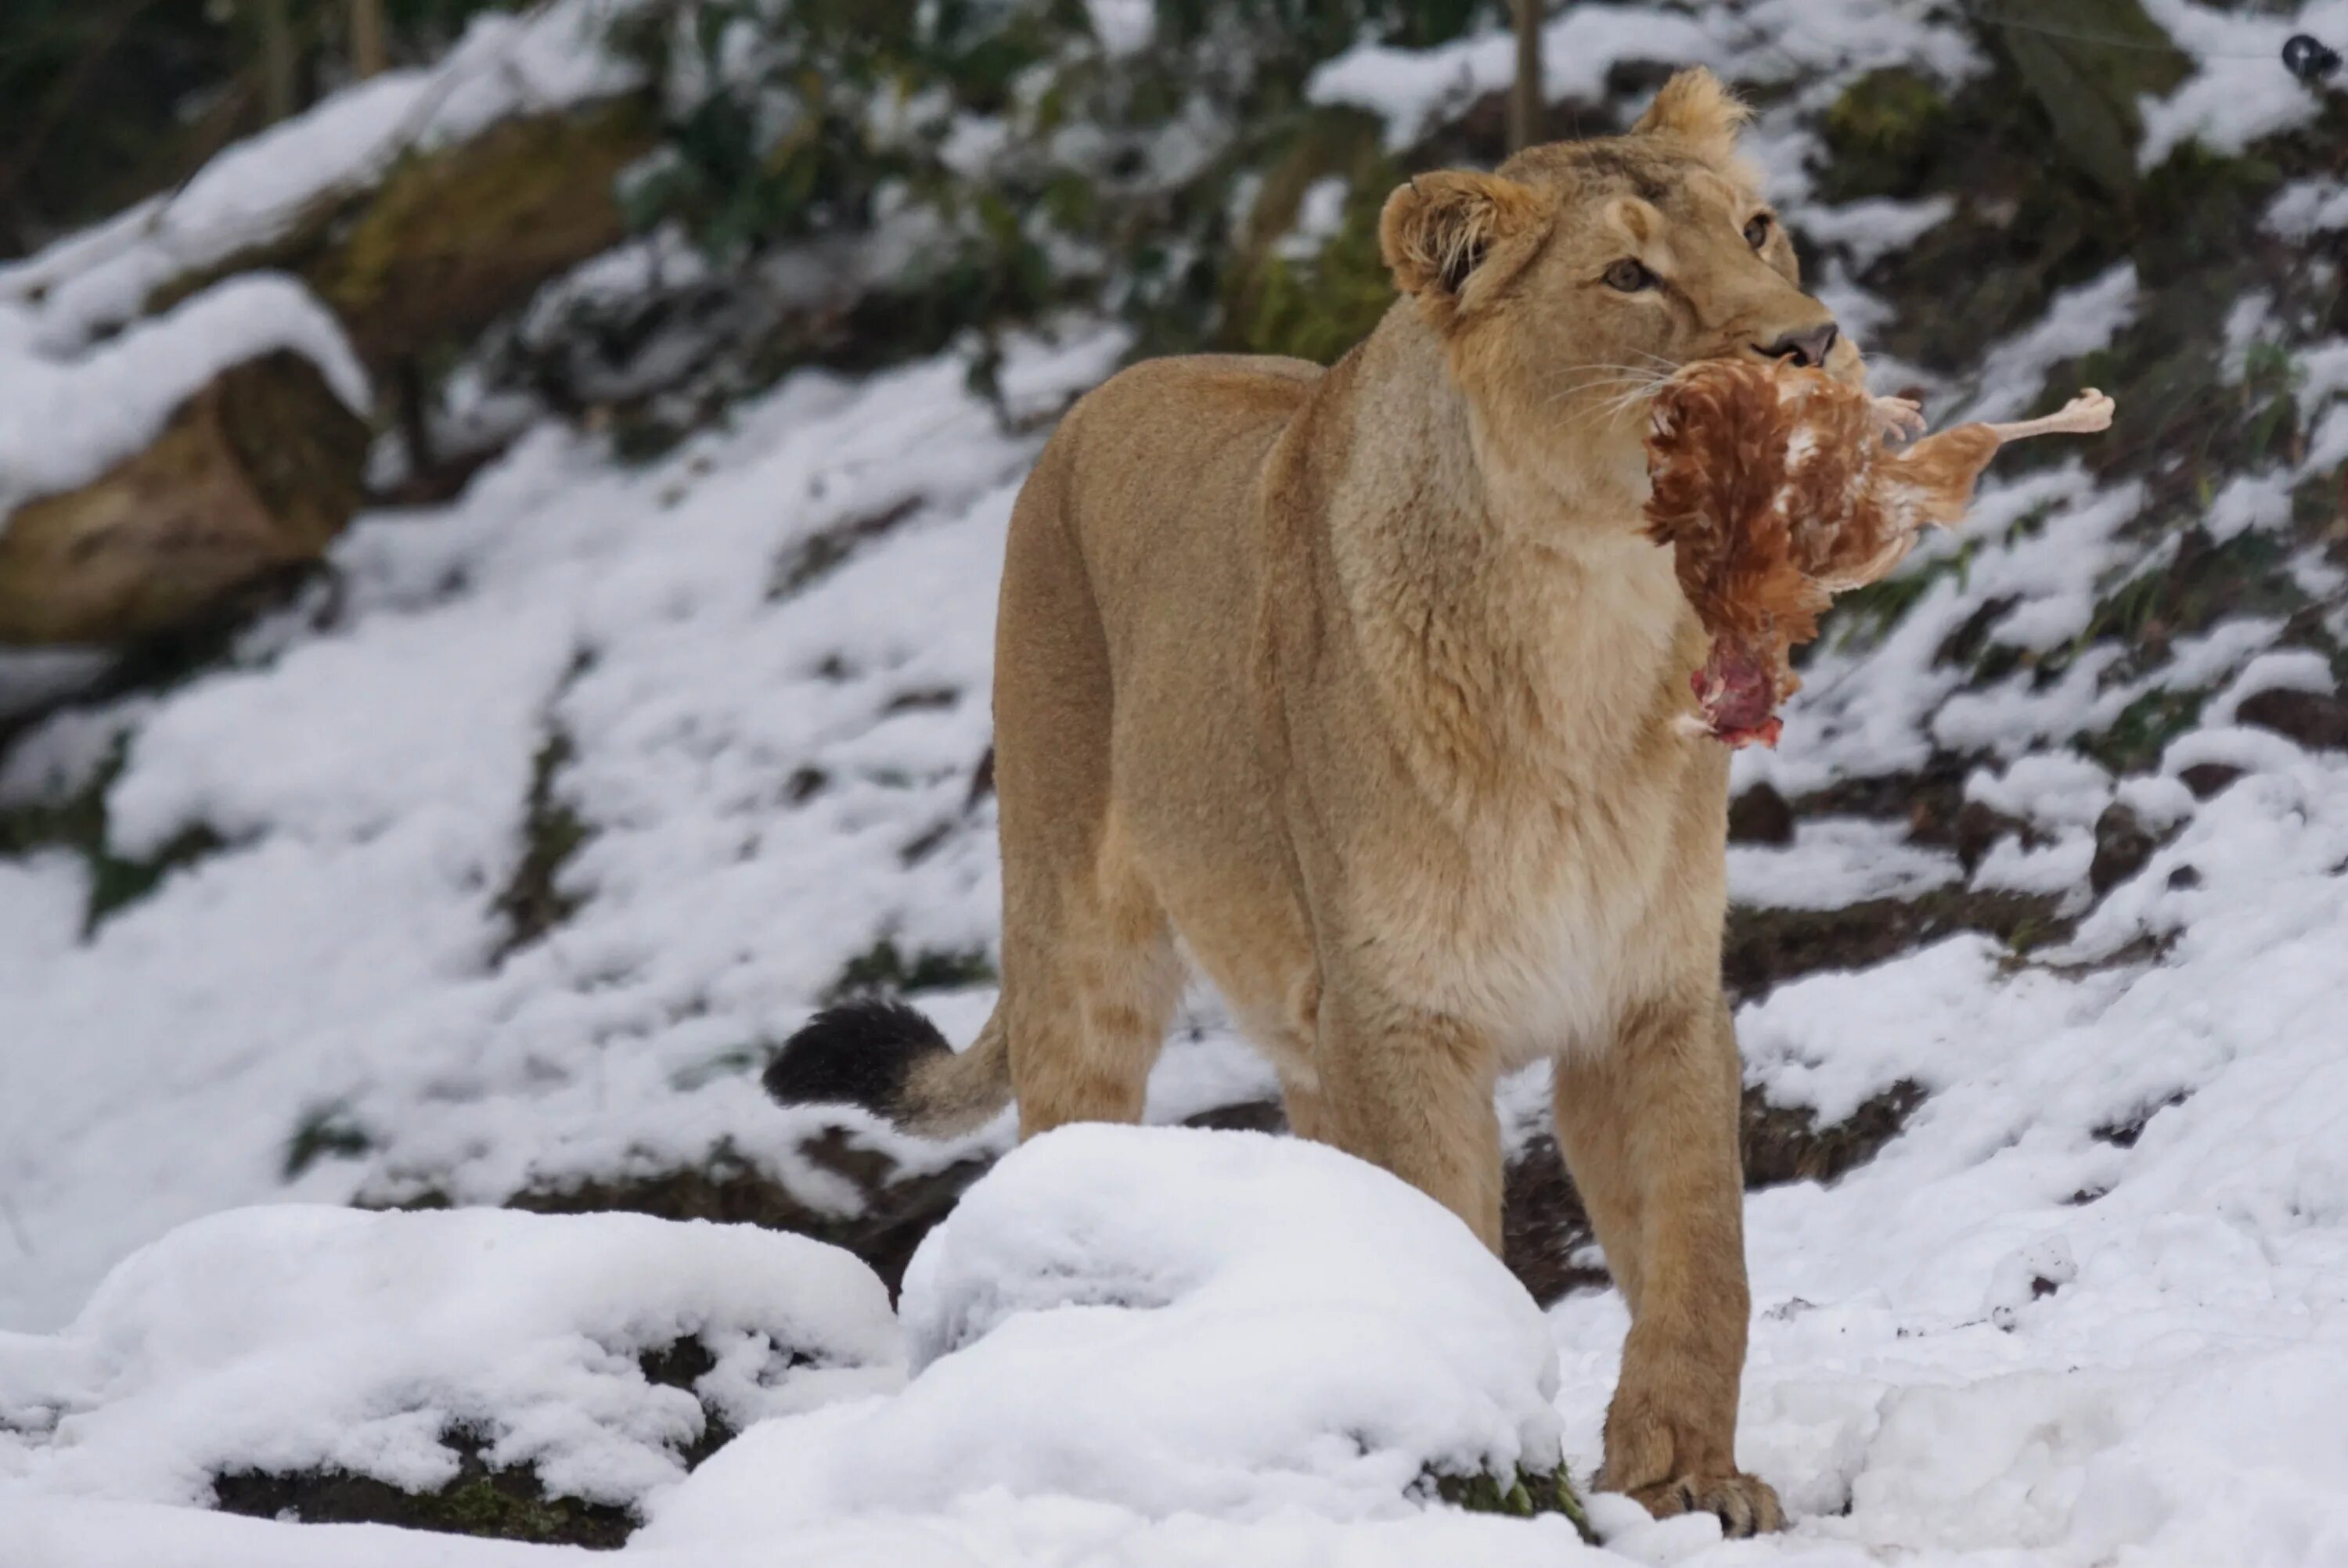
[2088,801,2158,895]
[0,351,367,646]
[2236,685,2348,751]
[2178,761,2244,799]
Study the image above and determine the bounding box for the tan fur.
[909,70,1857,1534]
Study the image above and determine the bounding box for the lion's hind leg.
[1006,816,1183,1138]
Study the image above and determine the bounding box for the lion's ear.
[1379,171,1542,302]
[1630,67,1752,164]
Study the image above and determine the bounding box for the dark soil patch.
[2091,1088,2190,1149]
[769,496,924,598]
[479,1129,992,1300]
[1742,1080,1927,1190]
[1725,887,2068,1005]
[1727,783,1796,847]
[1502,1136,1607,1306]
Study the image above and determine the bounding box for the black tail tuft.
[763,996,952,1117]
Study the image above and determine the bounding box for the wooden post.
[351,0,389,77]
[1509,0,1543,153]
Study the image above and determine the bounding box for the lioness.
[769,67,1860,1534]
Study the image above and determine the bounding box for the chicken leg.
[1976,389,2116,446]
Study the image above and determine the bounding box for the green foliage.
[493,725,593,958]
[826,937,997,1002]
[1431,1463,1592,1540]
[0,738,227,936]
[607,0,1497,372]
[1817,68,1950,202]
[2082,686,2209,775]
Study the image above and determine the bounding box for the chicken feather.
[1643,359,2115,747]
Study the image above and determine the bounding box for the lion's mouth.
[1689,640,1784,750]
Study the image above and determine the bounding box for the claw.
[1873,394,1927,444]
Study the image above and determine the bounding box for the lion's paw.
[1626,1472,1786,1537]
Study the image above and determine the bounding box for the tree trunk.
[351,0,388,78]
[1509,0,1543,153]
[254,0,298,123]
[0,353,369,646]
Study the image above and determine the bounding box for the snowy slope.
[5,0,2348,1563]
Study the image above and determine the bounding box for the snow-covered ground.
[5,0,2348,1563]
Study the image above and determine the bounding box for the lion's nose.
[1757,322,1840,368]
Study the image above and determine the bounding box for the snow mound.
[0,1207,901,1512]
[639,1125,1566,1545]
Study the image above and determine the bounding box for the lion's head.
[1378,67,1860,508]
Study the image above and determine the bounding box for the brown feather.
[1644,360,2024,746]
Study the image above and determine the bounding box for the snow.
[1728,818,1958,911]
[5,0,2348,1563]
[1309,0,1980,152]
[1954,264,2140,426]
[0,323,1129,1332]
[2137,0,2348,168]
[639,1126,1569,1542]
[0,275,367,520]
[0,1207,901,1509]
[1311,5,1725,150]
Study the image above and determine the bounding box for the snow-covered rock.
[0,1207,901,1513]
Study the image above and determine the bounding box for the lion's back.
[1022,352,1322,635]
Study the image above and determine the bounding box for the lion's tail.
[762,997,1011,1138]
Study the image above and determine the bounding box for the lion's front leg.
[1554,995,1784,1537]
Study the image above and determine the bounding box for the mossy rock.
[0,351,366,647]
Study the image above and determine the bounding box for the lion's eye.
[1744,214,1773,249]
[1604,259,1656,293]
